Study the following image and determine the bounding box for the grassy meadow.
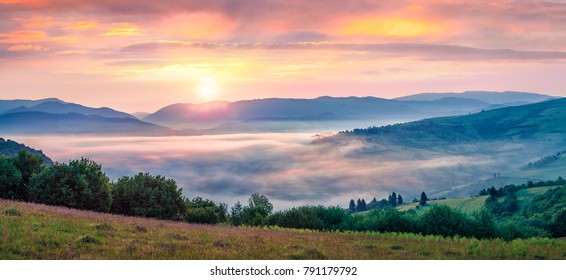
[1,199,565,260]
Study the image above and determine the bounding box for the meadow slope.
[1,199,565,260]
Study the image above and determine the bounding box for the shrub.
[28,159,112,212]
[0,157,23,200]
[420,204,473,237]
[3,207,22,216]
[185,197,227,224]
[11,150,44,200]
[111,173,185,220]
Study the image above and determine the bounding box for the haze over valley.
[3,91,564,209]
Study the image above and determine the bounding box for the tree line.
[348,191,428,213]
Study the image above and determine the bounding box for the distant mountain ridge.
[0,91,558,135]
[0,98,63,114]
[144,92,558,131]
[394,91,554,104]
[4,100,134,119]
[0,112,179,136]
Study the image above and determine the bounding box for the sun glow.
[198,77,218,99]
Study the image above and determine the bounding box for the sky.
[1,0,565,113]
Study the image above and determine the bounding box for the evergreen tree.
[488,186,497,198]
[349,199,356,213]
[360,199,367,212]
[420,191,428,206]
[397,194,403,205]
[356,198,363,212]
[390,192,397,206]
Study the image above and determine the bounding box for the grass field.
[1,199,566,260]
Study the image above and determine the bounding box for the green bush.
[111,173,185,220]
[11,150,44,200]
[420,204,472,237]
[0,157,23,200]
[185,197,227,224]
[28,158,112,212]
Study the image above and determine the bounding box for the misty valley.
[6,132,562,210]
[2,92,566,259]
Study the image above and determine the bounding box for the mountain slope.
[0,138,53,165]
[395,91,554,104]
[0,112,179,136]
[145,93,553,131]
[0,98,63,114]
[6,101,135,119]
[342,98,566,146]
[144,97,423,130]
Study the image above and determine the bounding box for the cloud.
[6,44,47,51]
[122,41,566,62]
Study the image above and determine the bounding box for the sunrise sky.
[1,0,565,112]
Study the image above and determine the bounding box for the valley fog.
[7,133,544,210]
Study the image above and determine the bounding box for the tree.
[356,198,367,212]
[488,186,497,198]
[349,199,356,213]
[360,199,367,212]
[419,191,428,206]
[241,193,273,226]
[397,194,403,205]
[390,192,397,206]
[470,209,496,239]
[111,172,185,220]
[421,204,471,237]
[11,150,44,200]
[0,157,23,200]
[184,197,227,224]
[248,193,273,216]
[230,201,244,226]
[28,158,112,212]
[367,197,379,210]
[550,208,566,238]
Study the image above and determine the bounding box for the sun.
[198,77,218,99]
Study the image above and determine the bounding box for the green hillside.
[2,199,566,260]
[342,98,566,147]
[0,138,53,165]
[399,185,560,215]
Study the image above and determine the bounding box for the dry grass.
[1,199,565,260]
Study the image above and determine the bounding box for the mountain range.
[0,91,558,135]
[0,99,177,135]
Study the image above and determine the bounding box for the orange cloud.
[20,17,56,29]
[338,17,437,38]
[7,44,47,51]
[102,23,143,37]
[0,30,47,43]
[71,22,98,29]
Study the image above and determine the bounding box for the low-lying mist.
[7,133,548,210]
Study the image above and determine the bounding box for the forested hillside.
[0,138,53,165]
